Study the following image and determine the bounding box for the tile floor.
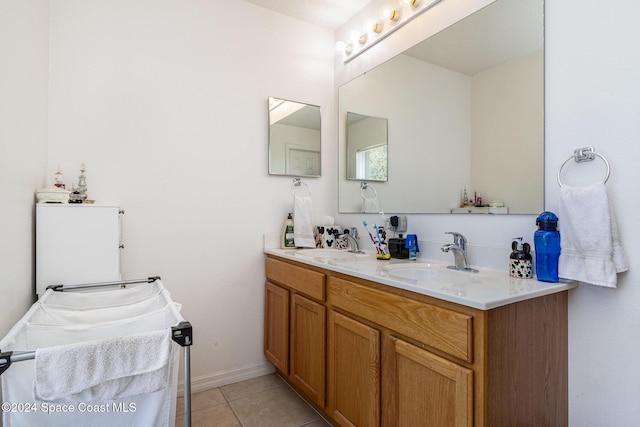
[175,373,331,427]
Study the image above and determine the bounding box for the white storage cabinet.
[36,204,122,297]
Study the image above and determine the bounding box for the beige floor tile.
[177,387,226,414]
[228,384,321,427]
[220,373,285,402]
[176,403,240,427]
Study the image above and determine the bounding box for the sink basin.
[385,262,484,286]
[293,248,370,262]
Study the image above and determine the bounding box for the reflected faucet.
[441,232,478,273]
[339,227,364,254]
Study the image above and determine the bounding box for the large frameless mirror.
[268,97,321,177]
[338,0,544,214]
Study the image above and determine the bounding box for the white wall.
[336,0,640,425]
[546,1,640,424]
[45,0,335,388]
[0,0,49,337]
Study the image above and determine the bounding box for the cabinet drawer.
[266,257,326,301]
[328,277,473,362]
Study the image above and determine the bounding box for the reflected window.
[356,145,387,181]
[346,112,388,182]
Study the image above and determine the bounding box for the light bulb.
[381,5,399,21]
[400,0,421,7]
[335,41,347,53]
[364,19,383,34]
[349,31,366,45]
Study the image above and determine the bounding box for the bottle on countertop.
[509,237,532,279]
[405,234,419,261]
[534,212,561,282]
[282,213,295,248]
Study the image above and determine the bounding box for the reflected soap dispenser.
[509,237,532,279]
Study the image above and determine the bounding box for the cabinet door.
[290,293,326,407]
[384,337,473,427]
[327,310,380,427]
[264,282,289,373]
[36,204,121,296]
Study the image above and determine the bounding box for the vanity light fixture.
[337,0,443,63]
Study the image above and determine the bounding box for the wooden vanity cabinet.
[264,257,326,407]
[264,255,568,426]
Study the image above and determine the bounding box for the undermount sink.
[385,262,485,286]
[293,248,370,261]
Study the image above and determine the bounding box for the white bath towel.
[293,195,315,248]
[558,182,628,288]
[34,328,171,402]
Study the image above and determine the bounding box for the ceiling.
[243,0,373,30]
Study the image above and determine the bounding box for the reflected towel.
[34,329,171,402]
[293,195,315,248]
[361,197,379,214]
[558,182,628,288]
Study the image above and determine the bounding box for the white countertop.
[265,248,577,310]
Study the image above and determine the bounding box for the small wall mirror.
[346,112,388,181]
[268,97,321,177]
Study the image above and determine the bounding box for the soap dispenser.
[509,237,532,279]
[282,213,295,248]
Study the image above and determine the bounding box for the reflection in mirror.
[268,97,321,177]
[346,112,388,181]
[338,0,544,214]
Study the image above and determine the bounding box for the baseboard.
[177,360,275,396]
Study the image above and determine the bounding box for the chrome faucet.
[441,232,478,273]
[339,227,364,254]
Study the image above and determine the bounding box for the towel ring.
[557,146,610,187]
[291,178,311,196]
[360,182,377,200]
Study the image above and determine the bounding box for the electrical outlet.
[396,215,407,233]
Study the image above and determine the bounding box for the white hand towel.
[558,182,628,288]
[34,328,171,402]
[293,195,316,248]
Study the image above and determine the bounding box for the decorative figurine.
[54,165,65,189]
[77,163,88,202]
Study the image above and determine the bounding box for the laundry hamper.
[0,277,192,427]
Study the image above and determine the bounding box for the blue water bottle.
[534,212,561,282]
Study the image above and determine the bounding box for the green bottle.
[282,213,295,248]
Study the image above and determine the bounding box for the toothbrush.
[363,221,381,253]
[373,224,386,254]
